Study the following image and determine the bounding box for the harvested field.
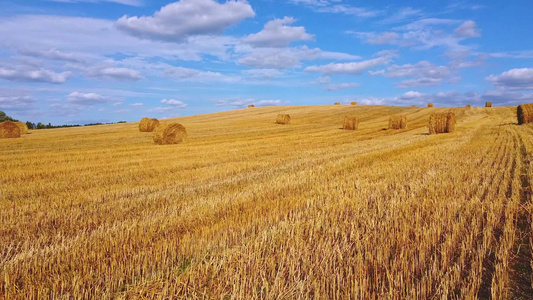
[1,105,532,299]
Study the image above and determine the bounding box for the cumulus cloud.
[486,68,533,90]
[115,0,255,41]
[243,17,313,48]
[325,83,360,91]
[130,102,144,106]
[164,66,240,82]
[67,92,109,105]
[366,32,400,44]
[305,52,395,75]
[161,99,187,108]
[454,20,481,38]
[0,67,72,83]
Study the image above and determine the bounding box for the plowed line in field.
[509,132,533,299]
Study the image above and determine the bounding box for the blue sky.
[0,0,532,125]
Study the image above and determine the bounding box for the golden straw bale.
[248,105,255,108]
[343,116,359,130]
[139,118,159,132]
[411,105,416,108]
[429,112,456,134]
[351,101,357,105]
[388,115,407,129]
[485,102,492,107]
[427,103,434,107]
[517,103,533,125]
[466,104,471,108]
[14,122,28,134]
[153,123,187,145]
[0,121,21,139]
[334,102,341,105]
[276,114,291,125]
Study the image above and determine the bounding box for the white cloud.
[164,66,240,82]
[400,91,425,100]
[381,7,423,24]
[0,96,34,111]
[325,83,360,91]
[454,20,481,38]
[18,48,86,63]
[243,69,284,79]
[130,102,144,106]
[370,61,452,88]
[237,45,360,69]
[115,0,255,41]
[67,91,109,105]
[0,67,72,84]
[367,32,400,44]
[290,0,380,17]
[244,17,313,48]
[486,68,533,90]
[215,98,287,108]
[305,53,394,75]
[161,99,187,108]
[88,67,142,81]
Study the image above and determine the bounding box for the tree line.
[0,111,126,129]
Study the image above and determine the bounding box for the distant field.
[1,105,532,299]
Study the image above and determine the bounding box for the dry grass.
[139,118,159,132]
[486,102,493,107]
[351,101,357,105]
[428,112,456,134]
[1,105,532,299]
[389,115,408,129]
[153,123,187,145]
[0,121,21,138]
[275,114,291,125]
[428,103,434,107]
[342,115,359,130]
[517,103,533,125]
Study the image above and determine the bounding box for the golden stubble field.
[1,105,532,299]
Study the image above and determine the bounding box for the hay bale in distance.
[153,123,187,145]
[343,116,359,130]
[139,118,159,132]
[427,103,434,107]
[485,102,492,107]
[429,112,456,134]
[0,121,21,139]
[351,101,357,105]
[517,103,533,125]
[389,115,407,129]
[334,102,341,105]
[466,104,471,108]
[14,122,28,134]
[411,105,417,108]
[276,114,291,125]
[248,104,255,108]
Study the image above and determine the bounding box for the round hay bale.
[343,116,359,130]
[153,123,187,145]
[429,112,456,134]
[334,102,341,105]
[388,115,407,129]
[139,118,159,132]
[276,114,291,125]
[351,101,357,105]
[485,102,492,107]
[248,104,255,108]
[14,122,28,134]
[0,121,21,139]
[411,105,417,108]
[517,103,533,125]
[427,103,434,107]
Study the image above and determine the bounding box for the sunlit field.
[1,105,532,299]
